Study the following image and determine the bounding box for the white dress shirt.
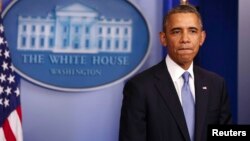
[165,55,196,104]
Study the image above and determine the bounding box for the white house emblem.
[3,0,150,91]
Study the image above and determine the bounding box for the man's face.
[160,13,206,69]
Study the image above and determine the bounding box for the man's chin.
[177,58,193,66]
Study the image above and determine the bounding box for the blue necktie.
[181,72,195,141]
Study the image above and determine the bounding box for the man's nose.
[180,32,190,43]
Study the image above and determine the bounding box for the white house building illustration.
[17,2,133,53]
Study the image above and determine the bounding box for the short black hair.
[162,4,203,32]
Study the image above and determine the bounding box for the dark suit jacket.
[119,60,232,141]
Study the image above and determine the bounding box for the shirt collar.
[165,55,194,81]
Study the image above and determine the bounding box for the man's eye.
[190,30,197,33]
[172,30,180,34]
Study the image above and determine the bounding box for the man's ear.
[159,32,167,46]
[199,30,206,46]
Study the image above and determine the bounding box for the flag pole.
[0,0,2,12]
[180,0,189,5]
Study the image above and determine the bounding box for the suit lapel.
[194,66,209,141]
[154,61,190,141]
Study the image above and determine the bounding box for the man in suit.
[119,4,232,141]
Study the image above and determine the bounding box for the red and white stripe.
[0,106,23,141]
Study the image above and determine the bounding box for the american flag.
[0,16,23,141]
